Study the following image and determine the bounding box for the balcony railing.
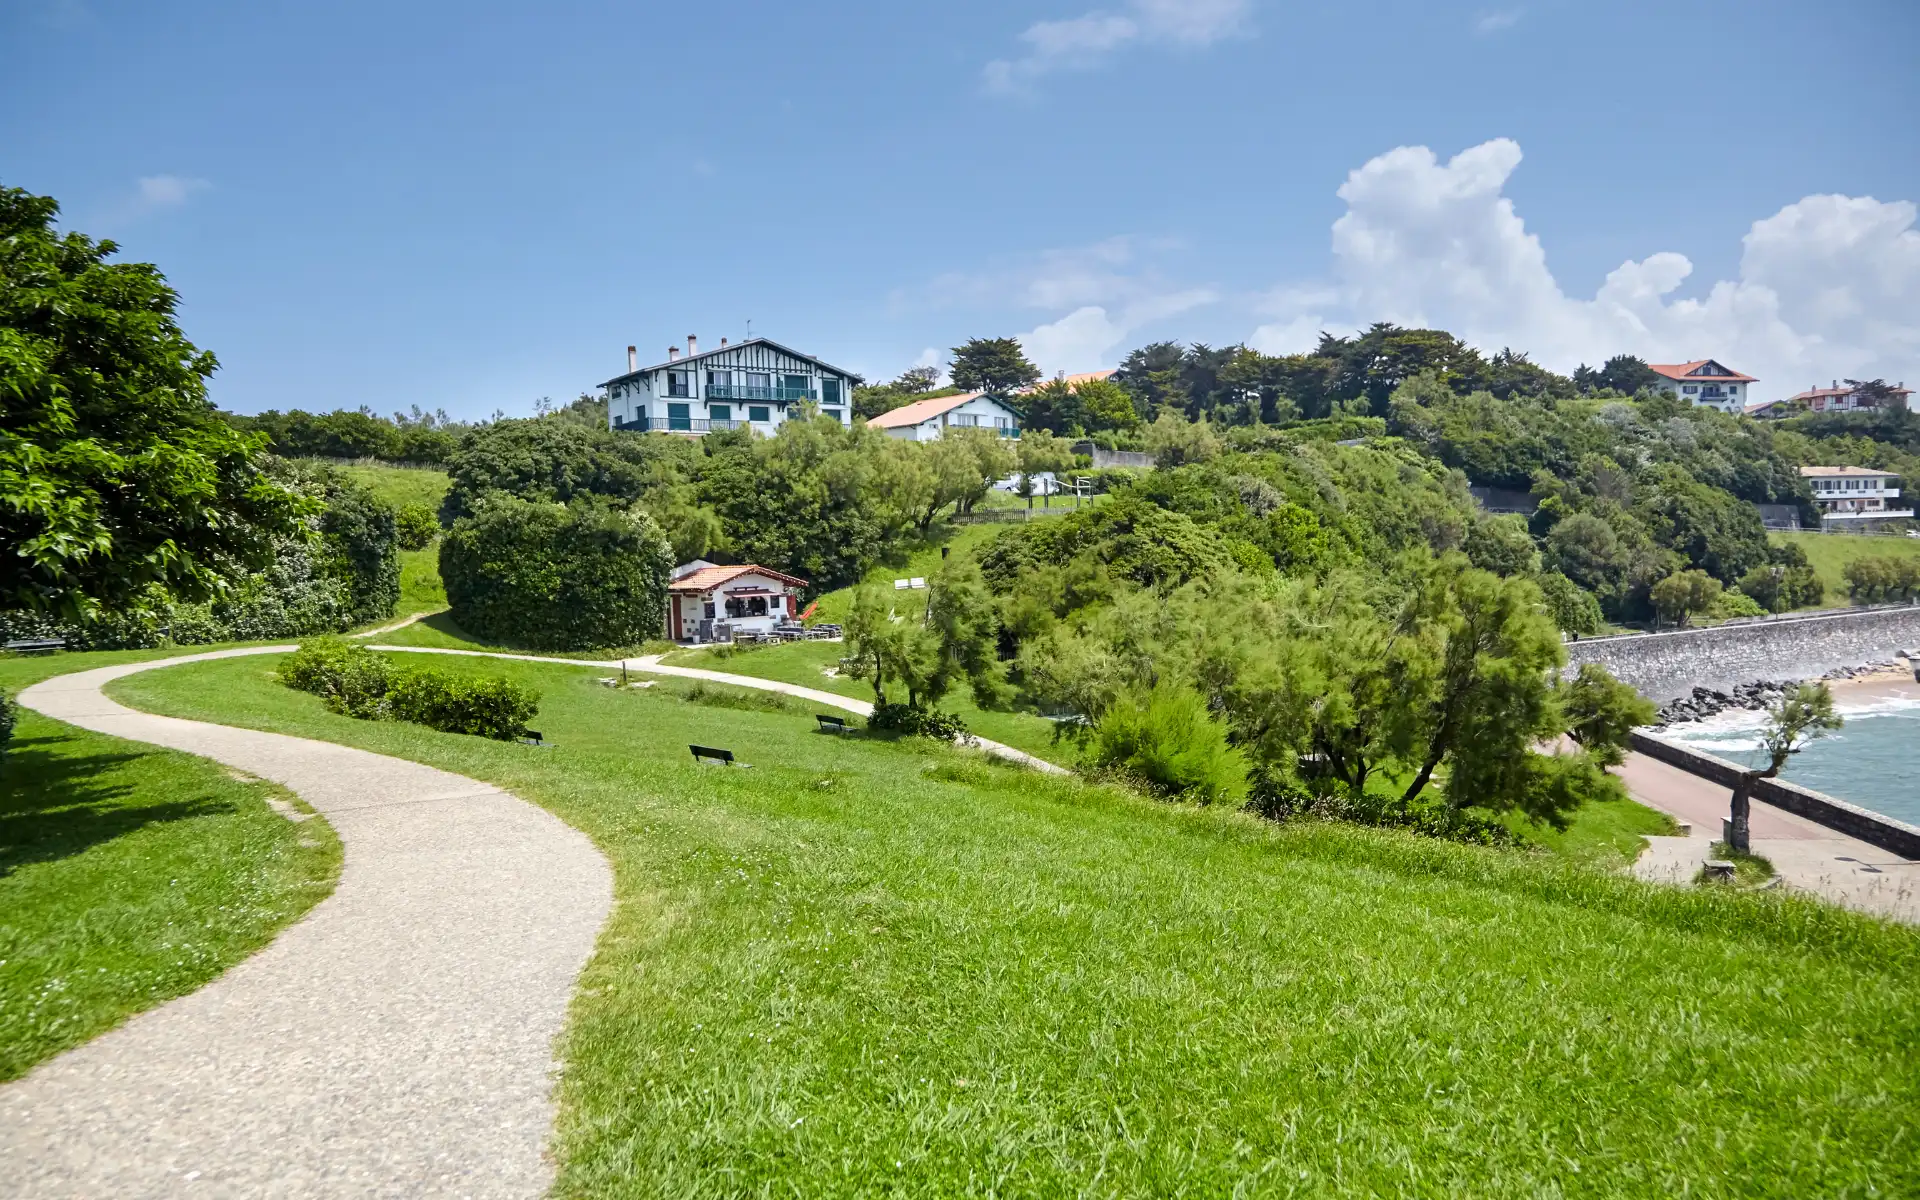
[615,416,746,434]
[707,383,816,403]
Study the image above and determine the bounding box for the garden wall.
[1630,732,1920,860]
[1565,605,1920,701]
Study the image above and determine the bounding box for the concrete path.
[1617,750,1920,924]
[372,645,1071,775]
[2,648,613,1198]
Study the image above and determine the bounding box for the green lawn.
[332,461,450,513]
[0,652,341,1080]
[1502,790,1680,865]
[1769,530,1920,605]
[108,650,1920,1198]
[666,637,1066,761]
[392,546,447,621]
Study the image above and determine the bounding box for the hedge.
[277,638,538,741]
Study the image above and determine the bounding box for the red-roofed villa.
[667,561,808,643]
[1646,360,1756,413]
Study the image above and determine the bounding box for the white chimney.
[720,337,728,348]
[687,334,698,356]
[627,345,637,372]
[668,345,680,362]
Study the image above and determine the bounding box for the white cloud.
[985,0,1251,94]
[1251,138,1920,400]
[136,174,210,209]
[1474,8,1524,35]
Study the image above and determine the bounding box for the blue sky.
[6,0,1917,415]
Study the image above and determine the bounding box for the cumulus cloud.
[1474,8,1524,34]
[985,0,1251,94]
[1251,138,1920,399]
[136,174,210,209]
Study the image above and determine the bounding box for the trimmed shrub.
[395,503,439,551]
[387,671,537,741]
[440,495,672,651]
[1088,684,1248,805]
[276,637,393,718]
[1843,554,1920,603]
[318,475,401,626]
[868,702,968,742]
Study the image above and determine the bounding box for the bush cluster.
[0,691,14,766]
[1843,554,1920,603]
[395,503,439,550]
[868,702,969,742]
[440,495,673,652]
[1087,685,1248,806]
[1248,776,1521,847]
[277,638,538,740]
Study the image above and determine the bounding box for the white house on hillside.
[1800,466,1913,526]
[602,336,862,436]
[866,391,1021,441]
[1648,360,1755,413]
[1781,380,1912,415]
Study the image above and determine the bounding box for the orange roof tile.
[668,564,808,593]
[866,392,986,429]
[1647,360,1757,383]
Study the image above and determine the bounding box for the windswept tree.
[1725,684,1842,853]
[949,337,1040,397]
[1,186,309,619]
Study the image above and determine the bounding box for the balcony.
[616,416,747,434]
[707,383,816,403]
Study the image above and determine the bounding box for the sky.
[5,0,1917,416]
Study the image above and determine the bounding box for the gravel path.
[371,645,1071,775]
[2,648,613,1198]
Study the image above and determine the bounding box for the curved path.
[1,648,613,1197]
[372,645,1070,775]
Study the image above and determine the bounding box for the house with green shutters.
[602,335,862,435]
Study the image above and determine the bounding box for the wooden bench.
[518,729,547,747]
[815,714,851,735]
[690,744,744,766]
[4,637,66,655]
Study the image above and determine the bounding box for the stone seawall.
[1631,731,1920,860]
[1565,605,1920,701]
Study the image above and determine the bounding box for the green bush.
[1535,571,1604,636]
[1712,588,1767,619]
[440,495,672,651]
[1088,684,1248,805]
[387,670,538,741]
[1843,554,1920,603]
[395,503,439,550]
[276,637,394,718]
[0,691,14,767]
[868,702,968,742]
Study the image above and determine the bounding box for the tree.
[1075,378,1141,431]
[1,186,310,620]
[1557,663,1655,768]
[1650,569,1720,627]
[949,337,1040,397]
[1536,571,1605,636]
[1573,355,1663,396]
[923,428,1016,524]
[1144,411,1221,467]
[1725,683,1841,852]
[1463,515,1539,577]
[1015,429,1076,510]
[1843,378,1900,410]
[895,365,942,393]
[1545,512,1629,595]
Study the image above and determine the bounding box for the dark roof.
[600,337,865,389]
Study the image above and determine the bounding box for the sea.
[1663,683,1920,827]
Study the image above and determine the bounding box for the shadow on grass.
[0,735,231,877]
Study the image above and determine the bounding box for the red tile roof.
[668,564,808,593]
[1647,360,1757,383]
[1786,383,1912,402]
[866,392,986,429]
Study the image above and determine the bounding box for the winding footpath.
[2,648,613,1198]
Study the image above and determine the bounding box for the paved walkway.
[372,645,1070,775]
[1616,751,1920,924]
[2,648,613,1198]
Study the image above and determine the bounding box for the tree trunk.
[1727,775,1755,854]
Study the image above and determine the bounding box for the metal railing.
[616,416,746,434]
[706,384,815,403]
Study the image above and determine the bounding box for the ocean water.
[1664,685,1920,827]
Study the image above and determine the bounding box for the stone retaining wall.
[1630,731,1920,860]
[1565,605,1920,701]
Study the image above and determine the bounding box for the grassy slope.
[111,651,1920,1198]
[333,462,450,512]
[1769,530,1920,606]
[0,651,341,1080]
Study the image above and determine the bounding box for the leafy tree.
[1144,411,1221,467]
[1018,378,1081,435]
[1075,378,1141,431]
[895,365,942,393]
[1545,512,1629,596]
[1014,429,1077,510]
[1574,355,1663,396]
[924,559,1008,707]
[441,418,653,521]
[1725,683,1841,853]
[921,428,1016,524]
[1557,663,1655,767]
[949,337,1040,397]
[1463,515,1539,577]
[1650,569,1721,627]
[1,185,310,620]
[1536,571,1604,636]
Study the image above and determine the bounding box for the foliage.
[0,690,11,764]
[1087,683,1249,805]
[440,495,672,651]
[1842,553,1920,602]
[226,404,472,464]
[1572,355,1663,396]
[1,185,311,621]
[278,636,537,739]
[866,702,969,742]
[395,502,438,550]
[1650,568,1722,627]
[843,562,1006,712]
[1557,663,1655,768]
[1712,588,1767,619]
[1738,541,1825,612]
[948,336,1040,396]
[1144,410,1222,467]
[1758,683,1843,772]
[277,636,396,718]
[1463,515,1539,577]
[1536,571,1604,636]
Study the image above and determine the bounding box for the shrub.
[395,503,439,550]
[1843,554,1920,603]
[868,702,968,742]
[1712,588,1767,619]
[1535,571,1604,636]
[440,495,672,651]
[276,636,394,718]
[387,670,538,740]
[1088,684,1248,805]
[0,691,14,767]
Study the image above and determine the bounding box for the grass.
[107,649,1920,1198]
[1702,841,1779,887]
[392,545,447,621]
[806,522,1006,625]
[1769,530,1920,607]
[1502,792,1681,865]
[0,651,341,1080]
[664,637,1066,761]
[332,461,451,513]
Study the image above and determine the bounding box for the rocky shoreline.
[1650,657,1914,730]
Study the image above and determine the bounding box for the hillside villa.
[1780,380,1913,415]
[1648,360,1755,413]
[602,337,861,436]
[666,561,808,643]
[1799,466,1913,526]
[867,391,1022,441]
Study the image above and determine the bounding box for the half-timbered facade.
[601,336,862,436]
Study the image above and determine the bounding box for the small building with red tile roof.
[1779,380,1912,416]
[666,561,809,642]
[866,391,1021,442]
[1646,359,1756,413]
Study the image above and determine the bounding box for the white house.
[602,336,862,436]
[1647,360,1756,413]
[1781,380,1912,415]
[865,391,1021,441]
[666,561,809,643]
[1800,466,1913,525]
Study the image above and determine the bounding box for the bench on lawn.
[518,729,547,747]
[4,637,66,655]
[690,744,745,766]
[815,714,851,734]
